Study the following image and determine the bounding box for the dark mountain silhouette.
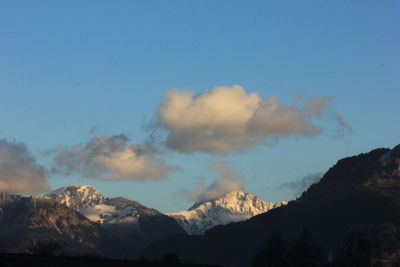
[143,144,400,266]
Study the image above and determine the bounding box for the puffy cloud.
[0,139,50,195]
[183,162,244,203]
[51,134,175,181]
[157,85,347,154]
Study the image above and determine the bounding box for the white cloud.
[157,85,345,154]
[0,139,50,195]
[183,162,244,203]
[51,134,175,181]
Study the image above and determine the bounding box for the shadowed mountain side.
[0,194,117,256]
[143,145,400,266]
[102,197,187,253]
[44,186,187,257]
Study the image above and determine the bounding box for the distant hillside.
[144,145,400,266]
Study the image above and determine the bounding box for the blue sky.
[0,1,399,212]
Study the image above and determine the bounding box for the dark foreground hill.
[0,253,221,267]
[144,145,400,266]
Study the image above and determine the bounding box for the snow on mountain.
[45,186,154,227]
[44,185,105,211]
[79,198,145,227]
[45,186,141,225]
[167,190,288,235]
[79,204,119,224]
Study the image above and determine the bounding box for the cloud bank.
[51,134,174,181]
[0,139,50,195]
[157,85,349,154]
[183,162,244,203]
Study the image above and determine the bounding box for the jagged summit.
[189,190,284,212]
[168,190,287,235]
[188,190,250,210]
[44,185,105,211]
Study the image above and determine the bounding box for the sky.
[0,1,399,212]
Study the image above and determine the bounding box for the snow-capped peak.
[167,190,288,235]
[44,185,105,210]
[45,186,158,227]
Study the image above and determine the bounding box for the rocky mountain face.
[144,144,400,266]
[44,186,186,256]
[0,193,111,256]
[0,185,186,258]
[167,191,287,235]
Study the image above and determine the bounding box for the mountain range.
[0,182,283,258]
[42,185,284,236]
